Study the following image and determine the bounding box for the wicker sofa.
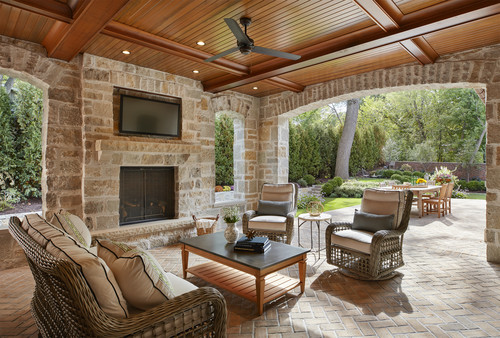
[9,215,227,337]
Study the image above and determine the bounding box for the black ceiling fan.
[204,17,301,63]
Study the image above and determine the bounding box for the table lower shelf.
[186,261,301,304]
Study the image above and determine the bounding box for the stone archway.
[211,93,260,209]
[259,42,500,262]
[0,36,84,219]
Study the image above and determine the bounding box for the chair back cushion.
[352,210,394,232]
[257,200,291,216]
[360,189,406,229]
[261,183,296,209]
[51,210,92,249]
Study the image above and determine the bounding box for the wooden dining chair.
[423,184,448,218]
[444,182,454,214]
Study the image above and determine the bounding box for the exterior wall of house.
[259,43,500,262]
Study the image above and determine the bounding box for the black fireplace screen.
[119,167,175,225]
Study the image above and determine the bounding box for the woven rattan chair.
[242,183,298,244]
[8,216,227,337]
[325,189,413,280]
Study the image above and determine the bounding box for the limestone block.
[486,243,500,263]
[486,205,500,229]
[141,154,163,165]
[48,87,76,103]
[84,200,105,214]
[59,105,81,126]
[84,179,119,197]
[47,175,82,191]
[84,68,110,82]
[96,215,120,230]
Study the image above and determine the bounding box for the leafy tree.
[0,76,43,199]
[215,114,234,186]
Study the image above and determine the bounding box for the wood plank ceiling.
[1,0,500,97]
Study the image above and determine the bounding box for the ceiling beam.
[353,0,403,32]
[264,77,305,93]
[0,0,73,23]
[42,0,131,61]
[102,22,249,77]
[203,0,500,93]
[399,37,439,65]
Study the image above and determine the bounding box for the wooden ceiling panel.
[85,34,227,82]
[424,14,500,56]
[232,80,284,97]
[0,4,56,43]
[280,43,416,87]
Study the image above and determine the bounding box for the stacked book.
[234,236,271,253]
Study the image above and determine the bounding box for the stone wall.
[259,43,500,262]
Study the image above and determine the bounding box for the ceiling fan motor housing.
[238,39,254,55]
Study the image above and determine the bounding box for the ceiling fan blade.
[253,46,301,60]
[204,46,240,62]
[224,18,251,45]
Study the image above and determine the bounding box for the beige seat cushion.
[22,214,67,248]
[331,230,374,254]
[51,210,92,249]
[46,235,129,319]
[360,189,405,229]
[97,239,194,311]
[248,215,287,232]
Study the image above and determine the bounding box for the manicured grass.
[467,192,486,200]
[297,197,361,216]
[353,177,386,183]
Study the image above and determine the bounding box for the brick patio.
[1,199,499,337]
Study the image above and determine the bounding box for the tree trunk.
[335,98,360,179]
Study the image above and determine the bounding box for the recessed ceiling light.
[192,70,200,74]
[122,50,131,55]
[196,41,205,46]
[253,86,258,90]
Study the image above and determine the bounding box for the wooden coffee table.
[180,232,309,315]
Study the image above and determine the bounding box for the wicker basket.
[193,215,219,236]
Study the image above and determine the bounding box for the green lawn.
[297,197,361,216]
[467,192,486,200]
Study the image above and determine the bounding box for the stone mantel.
[95,139,202,155]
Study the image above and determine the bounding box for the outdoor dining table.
[377,185,441,218]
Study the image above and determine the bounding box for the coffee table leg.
[181,244,189,279]
[256,275,265,315]
[299,256,306,293]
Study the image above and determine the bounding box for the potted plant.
[221,206,241,243]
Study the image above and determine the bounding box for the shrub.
[303,174,315,186]
[329,176,344,188]
[413,171,426,178]
[390,174,404,183]
[297,179,307,187]
[331,180,379,198]
[400,163,413,171]
[382,169,396,178]
[457,180,486,192]
[321,183,334,197]
[297,192,324,209]
[452,190,468,198]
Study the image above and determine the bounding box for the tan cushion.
[248,215,287,232]
[360,189,405,229]
[22,214,66,248]
[164,272,198,297]
[331,230,374,254]
[97,239,182,311]
[46,235,129,319]
[51,211,92,249]
[261,183,295,207]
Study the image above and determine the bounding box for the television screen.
[120,94,181,137]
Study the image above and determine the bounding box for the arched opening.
[214,110,245,203]
[0,70,48,223]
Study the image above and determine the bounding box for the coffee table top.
[180,232,309,271]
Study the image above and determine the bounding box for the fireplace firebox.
[119,167,175,225]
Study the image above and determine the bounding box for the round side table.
[297,212,332,258]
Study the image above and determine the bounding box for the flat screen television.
[119,94,181,137]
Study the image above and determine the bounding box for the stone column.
[486,83,500,263]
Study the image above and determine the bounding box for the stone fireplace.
[119,166,175,225]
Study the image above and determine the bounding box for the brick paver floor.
[1,199,499,337]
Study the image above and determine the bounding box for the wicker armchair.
[242,183,298,244]
[9,216,227,337]
[326,189,413,280]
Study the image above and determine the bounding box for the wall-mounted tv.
[119,94,181,137]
